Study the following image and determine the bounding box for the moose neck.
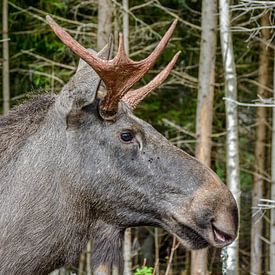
[0,100,102,273]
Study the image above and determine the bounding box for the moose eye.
[120,131,134,143]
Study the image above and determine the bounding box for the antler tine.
[46,15,106,71]
[114,33,130,63]
[123,51,181,109]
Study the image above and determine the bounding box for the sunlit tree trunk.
[122,1,132,274]
[191,0,217,273]
[97,0,113,50]
[219,0,240,274]
[250,11,270,275]
[2,0,10,114]
[123,0,129,55]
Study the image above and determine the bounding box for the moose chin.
[0,16,238,275]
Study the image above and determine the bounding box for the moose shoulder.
[0,16,238,274]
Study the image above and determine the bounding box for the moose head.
[46,13,238,258]
[0,16,238,274]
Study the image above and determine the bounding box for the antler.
[46,15,180,119]
[122,51,180,109]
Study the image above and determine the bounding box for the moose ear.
[55,40,112,119]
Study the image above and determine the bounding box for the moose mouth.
[212,224,234,245]
[173,224,209,249]
[167,219,235,250]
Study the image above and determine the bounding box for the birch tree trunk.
[122,0,129,55]
[219,0,240,274]
[250,12,270,275]
[191,0,217,273]
[122,2,132,274]
[97,0,113,50]
[270,37,275,275]
[2,0,10,115]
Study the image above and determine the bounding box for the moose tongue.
[213,227,226,243]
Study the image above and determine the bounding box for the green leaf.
[134,266,153,275]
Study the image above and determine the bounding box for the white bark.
[2,0,10,115]
[270,49,275,274]
[219,0,240,274]
[122,0,129,55]
[122,2,131,274]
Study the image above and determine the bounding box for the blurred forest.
[1,0,275,274]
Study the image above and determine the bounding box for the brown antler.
[122,51,180,109]
[46,15,179,119]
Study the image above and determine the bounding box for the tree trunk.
[154,228,160,275]
[2,0,10,115]
[86,241,92,275]
[123,228,132,275]
[92,3,113,274]
[122,0,129,55]
[250,12,270,275]
[122,2,132,274]
[270,31,275,275]
[191,0,217,274]
[219,0,240,274]
[97,0,113,50]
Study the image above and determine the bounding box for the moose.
[0,16,238,274]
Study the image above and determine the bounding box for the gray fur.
[0,94,55,166]
[0,46,238,274]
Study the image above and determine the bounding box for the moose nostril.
[193,208,215,229]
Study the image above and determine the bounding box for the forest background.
[1,0,275,274]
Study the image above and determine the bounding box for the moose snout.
[209,207,238,248]
[190,181,239,248]
[211,202,239,244]
[170,179,238,250]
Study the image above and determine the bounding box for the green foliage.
[215,159,226,182]
[134,266,153,275]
